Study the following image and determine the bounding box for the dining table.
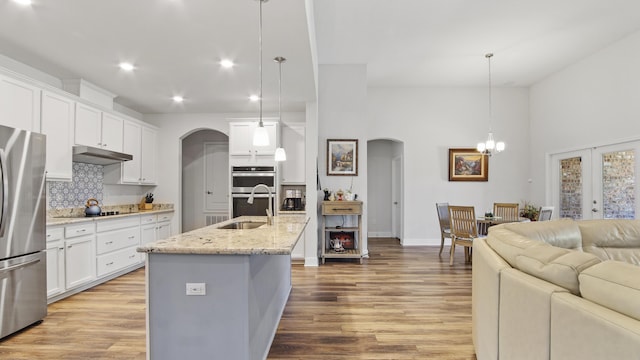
[476,216,531,236]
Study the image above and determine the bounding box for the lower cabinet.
[65,235,96,289]
[46,211,174,302]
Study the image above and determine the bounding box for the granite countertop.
[137,215,309,256]
[46,208,175,226]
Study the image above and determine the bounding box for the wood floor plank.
[0,238,476,359]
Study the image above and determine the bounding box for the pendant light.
[477,53,505,156]
[252,0,270,147]
[274,56,287,162]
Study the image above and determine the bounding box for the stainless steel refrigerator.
[0,124,46,339]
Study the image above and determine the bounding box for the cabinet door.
[74,103,102,148]
[141,223,157,246]
[100,112,124,152]
[156,222,171,241]
[46,240,65,297]
[65,235,95,289]
[280,124,305,184]
[0,75,41,132]
[229,122,253,155]
[121,120,142,183]
[41,91,74,181]
[140,126,157,184]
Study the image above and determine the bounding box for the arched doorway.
[181,129,229,232]
[367,139,404,243]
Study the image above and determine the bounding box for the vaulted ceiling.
[0,0,638,115]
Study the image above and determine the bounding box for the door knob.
[592,208,598,212]
[393,202,398,205]
[207,191,213,195]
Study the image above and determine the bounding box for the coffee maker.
[283,189,304,211]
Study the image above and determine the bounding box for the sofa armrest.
[472,238,511,360]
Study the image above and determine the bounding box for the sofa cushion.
[486,228,546,267]
[499,219,583,249]
[516,244,601,295]
[577,219,640,265]
[579,260,640,321]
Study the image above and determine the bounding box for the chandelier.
[477,53,505,156]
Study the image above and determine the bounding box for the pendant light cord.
[486,53,493,132]
[258,0,264,127]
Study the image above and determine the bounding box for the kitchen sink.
[217,221,266,230]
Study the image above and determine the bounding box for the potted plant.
[520,202,540,221]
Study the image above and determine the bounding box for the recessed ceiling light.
[172,96,184,103]
[119,62,135,71]
[12,0,32,6]
[249,95,260,102]
[220,59,234,69]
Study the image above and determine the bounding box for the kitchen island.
[137,215,308,360]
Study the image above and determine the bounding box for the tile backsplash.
[48,162,104,209]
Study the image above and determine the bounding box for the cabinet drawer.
[140,214,156,225]
[96,246,140,277]
[156,213,173,223]
[96,227,139,255]
[96,217,140,232]
[65,223,95,238]
[46,227,64,242]
[322,201,362,215]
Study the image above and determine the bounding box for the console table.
[321,201,363,264]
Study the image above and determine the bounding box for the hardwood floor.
[0,238,475,359]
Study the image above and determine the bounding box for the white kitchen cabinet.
[41,91,74,181]
[95,217,140,277]
[45,227,65,298]
[104,120,157,185]
[65,234,96,289]
[280,124,305,184]
[229,121,277,156]
[156,219,172,240]
[74,103,123,152]
[0,75,41,132]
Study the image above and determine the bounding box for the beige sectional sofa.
[472,219,640,360]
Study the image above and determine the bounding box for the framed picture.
[327,139,358,176]
[448,148,488,182]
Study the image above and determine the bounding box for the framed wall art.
[448,148,488,182]
[327,139,358,176]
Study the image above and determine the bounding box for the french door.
[550,141,640,220]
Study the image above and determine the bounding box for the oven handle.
[232,193,271,198]
[232,172,276,177]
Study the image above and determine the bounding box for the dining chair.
[538,206,554,221]
[435,203,452,255]
[493,202,519,220]
[448,205,479,265]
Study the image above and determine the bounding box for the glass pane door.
[550,141,640,220]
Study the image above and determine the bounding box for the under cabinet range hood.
[72,145,133,165]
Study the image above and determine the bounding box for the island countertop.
[137,215,309,255]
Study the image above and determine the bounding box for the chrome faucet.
[247,183,273,225]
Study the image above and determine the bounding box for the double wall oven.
[231,166,276,218]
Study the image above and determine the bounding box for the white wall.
[318,64,369,254]
[530,30,640,206]
[366,86,530,245]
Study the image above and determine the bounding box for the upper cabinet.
[0,75,41,132]
[104,120,157,185]
[74,103,123,152]
[280,124,305,184]
[41,91,74,181]
[229,121,277,156]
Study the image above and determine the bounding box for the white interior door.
[550,141,640,220]
[391,156,402,240]
[204,142,229,212]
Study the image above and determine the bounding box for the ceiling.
[0,0,639,115]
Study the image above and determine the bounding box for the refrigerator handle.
[0,258,41,275]
[0,149,7,238]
